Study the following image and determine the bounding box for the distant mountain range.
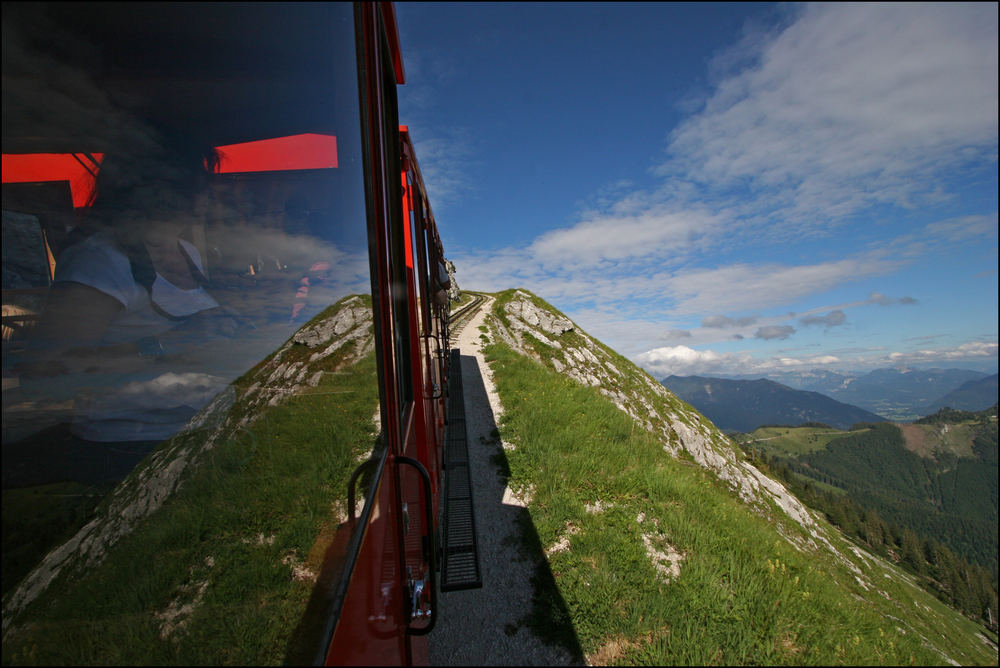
[723,367,996,421]
[661,375,885,433]
[922,373,998,414]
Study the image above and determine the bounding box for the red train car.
[2,3,469,664]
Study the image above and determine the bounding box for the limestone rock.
[445,259,461,301]
[504,292,574,337]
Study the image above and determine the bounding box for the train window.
[381,30,413,412]
[410,188,440,395]
[2,3,385,662]
[409,181,427,338]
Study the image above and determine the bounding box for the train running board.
[440,349,483,591]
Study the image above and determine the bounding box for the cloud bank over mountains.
[635,341,999,380]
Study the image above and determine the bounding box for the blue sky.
[396,2,998,378]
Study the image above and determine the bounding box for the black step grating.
[446,440,468,466]
[447,473,470,499]
[440,348,482,591]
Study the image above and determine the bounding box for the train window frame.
[381,33,413,415]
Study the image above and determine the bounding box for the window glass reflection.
[2,4,383,661]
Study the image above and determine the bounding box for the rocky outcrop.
[490,290,843,558]
[445,259,461,301]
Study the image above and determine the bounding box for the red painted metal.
[381,3,406,85]
[324,472,408,665]
[323,3,445,664]
[1,153,103,207]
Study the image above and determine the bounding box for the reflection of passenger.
[26,139,236,447]
[290,261,332,323]
[236,183,288,278]
[285,195,332,323]
[435,260,451,309]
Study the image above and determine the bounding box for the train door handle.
[396,456,437,635]
[421,332,439,354]
[422,332,443,358]
[420,334,444,399]
[347,456,378,522]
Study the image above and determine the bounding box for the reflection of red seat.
[217,134,337,173]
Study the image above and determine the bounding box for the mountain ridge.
[726,367,992,420]
[923,373,999,414]
[661,374,886,432]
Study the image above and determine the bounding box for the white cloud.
[634,344,846,378]
[410,129,480,216]
[888,341,999,364]
[660,257,899,315]
[450,4,996,301]
[113,372,225,409]
[459,249,901,324]
[811,355,841,365]
[528,206,721,268]
[663,3,998,228]
[634,345,744,378]
[923,214,999,243]
[635,340,997,379]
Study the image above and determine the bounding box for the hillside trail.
[429,296,580,666]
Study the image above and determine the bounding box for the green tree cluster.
[915,404,997,426]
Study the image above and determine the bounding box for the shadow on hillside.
[432,354,584,665]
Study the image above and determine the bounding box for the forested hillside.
[736,406,998,628]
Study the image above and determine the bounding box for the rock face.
[490,290,863,567]
[444,259,461,301]
[2,296,375,628]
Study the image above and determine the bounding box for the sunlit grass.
[484,340,996,665]
[736,426,859,457]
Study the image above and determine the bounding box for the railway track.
[447,292,486,339]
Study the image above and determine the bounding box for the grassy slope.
[740,420,984,461]
[2,300,380,665]
[735,426,861,457]
[483,290,997,666]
